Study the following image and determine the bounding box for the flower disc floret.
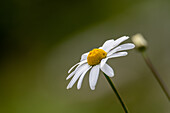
[87,49,107,66]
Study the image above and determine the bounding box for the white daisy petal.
[89,65,100,90]
[116,43,135,51]
[107,43,135,56]
[67,62,86,80]
[100,58,109,68]
[80,52,89,61]
[66,69,76,80]
[112,36,129,49]
[67,63,86,80]
[67,64,89,89]
[77,66,92,90]
[79,60,87,65]
[107,47,121,56]
[101,39,114,52]
[100,63,114,77]
[68,60,87,73]
[108,52,128,59]
[68,63,79,73]
[99,46,103,49]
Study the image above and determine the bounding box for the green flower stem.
[103,73,129,113]
[142,51,170,101]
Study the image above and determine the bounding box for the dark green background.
[0,0,170,113]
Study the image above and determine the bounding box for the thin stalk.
[142,52,170,101]
[103,73,129,113]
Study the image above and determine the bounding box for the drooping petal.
[108,52,128,59]
[100,63,114,77]
[107,47,121,56]
[112,36,129,49]
[68,60,87,73]
[67,63,89,89]
[80,52,89,61]
[67,62,87,80]
[68,63,79,73]
[66,69,76,80]
[101,39,114,52]
[67,63,86,80]
[77,66,92,89]
[89,65,100,90]
[116,43,135,51]
[100,58,109,68]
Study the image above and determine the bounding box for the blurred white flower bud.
[132,33,147,51]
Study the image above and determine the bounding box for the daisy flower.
[66,36,135,90]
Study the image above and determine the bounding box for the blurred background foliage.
[0,0,170,113]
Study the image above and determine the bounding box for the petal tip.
[131,44,135,48]
[91,87,95,90]
[121,36,129,40]
[110,73,114,77]
[66,77,69,80]
[66,86,70,89]
[124,36,129,39]
[124,52,128,56]
[77,84,81,90]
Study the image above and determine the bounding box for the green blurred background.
[0,0,170,113]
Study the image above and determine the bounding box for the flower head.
[132,33,147,51]
[66,36,135,90]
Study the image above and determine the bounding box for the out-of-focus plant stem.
[142,51,170,101]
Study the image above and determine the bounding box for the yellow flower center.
[87,49,107,66]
